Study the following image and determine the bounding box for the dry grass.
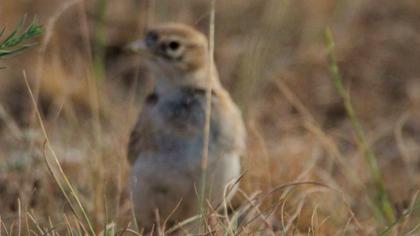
[1,0,420,235]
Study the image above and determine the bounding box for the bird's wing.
[127,109,156,165]
[213,88,247,156]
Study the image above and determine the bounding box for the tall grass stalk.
[83,0,109,224]
[93,0,107,80]
[324,27,395,224]
[199,0,216,230]
[23,72,96,236]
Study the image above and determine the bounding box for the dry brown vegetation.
[1,0,420,235]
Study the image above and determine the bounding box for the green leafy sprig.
[0,17,42,58]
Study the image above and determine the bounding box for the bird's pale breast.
[129,87,244,231]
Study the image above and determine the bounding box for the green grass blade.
[324,27,395,225]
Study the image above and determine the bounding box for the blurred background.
[0,0,419,234]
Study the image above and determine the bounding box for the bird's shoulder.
[127,102,157,165]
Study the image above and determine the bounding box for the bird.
[126,23,246,232]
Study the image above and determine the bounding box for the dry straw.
[23,71,96,236]
[199,0,216,228]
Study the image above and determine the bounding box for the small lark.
[127,23,246,231]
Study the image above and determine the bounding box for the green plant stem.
[93,0,107,80]
[324,27,395,224]
[199,0,216,231]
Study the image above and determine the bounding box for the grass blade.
[324,27,395,225]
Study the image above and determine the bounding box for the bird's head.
[128,23,215,88]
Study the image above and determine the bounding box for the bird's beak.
[125,39,148,53]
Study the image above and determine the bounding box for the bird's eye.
[157,40,183,60]
[168,41,180,51]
